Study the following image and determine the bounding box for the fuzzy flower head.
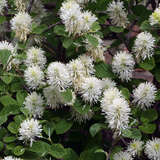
[43,86,64,109]
[113,151,133,160]
[100,78,116,90]
[145,138,160,160]
[4,157,23,160]
[19,118,42,146]
[107,0,129,28]
[81,11,97,32]
[133,82,157,109]
[67,58,86,90]
[78,54,95,76]
[76,0,96,4]
[105,97,131,133]
[11,12,32,41]
[127,140,144,157]
[133,32,155,61]
[101,87,122,113]
[85,35,105,62]
[24,65,44,89]
[149,7,160,26]
[47,62,72,91]
[60,0,83,36]
[24,92,44,118]
[25,47,46,69]
[79,77,102,104]
[0,0,7,14]
[112,51,135,81]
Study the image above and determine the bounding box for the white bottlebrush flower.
[133,32,155,61]
[60,0,83,36]
[132,82,157,109]
[145,138,160,160]
[113,151,133,160]
[71,107,93,123]
[101,87,122,113]
[85,35,105,62]
[43,86,64,109]
[112,51,135,81]
[127,140,144,157]
[105,97,130,133]
[81,11,97,32]
[107,0,129,28]
[19,118,42,146]
[79,77,102,104]
[67,58,86,90]
[24,65,44,89]
[11,12,32,41]
[149,7,160,26]
[4,156,23,160]
[0,41,15,54]
[25,47,46,69]
[100,78,116,90]
[15,0,26,12]
[0,41,19,70]
[47,62,72,91]
[0,0,7,14]
[24,92,44,118]
[78,54,95,76]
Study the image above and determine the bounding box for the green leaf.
[122,128,142,140]
[120,87,130,100]
[139,123,156,134]
[3,136,16,143]
[94,62,115,79]
[63,38,73,49]
[154,68,160,82]
[61,89,73,103]
[140,20,151,31]
[89,123,106,137]
[0,115,7,125]
[73,98,91,115]
[86,35,99,48]
[109,26,124,33]
[43,122,55,137]
[54,25,67,36]
[91,22,101,32]
[139,57,155,71]
[140,109,158,123]
[8,122,19,134]
[1,74,14,84]
[0,95,17,107]
[155,89,160,101]
[29,141,50,156]
[55,119,73,134]
[110,146,123,160]
[64,148,79,160]
[49,144,67,159]
[32,24,47,34]
[16,91,27,106]
[13,146,25,156]
[0,49,11,66]
[0,16,6,24]
[0,141,4,151]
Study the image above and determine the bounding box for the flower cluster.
[19,118,42,146]
[132,82,157,109]
[11,12,32,41]
[150,6,160,26]
[0,0,7,14]
[60,0,97,36]
[112,51,135,81]
[107,0,129,28]
[101,87,131,135]
[3,156,22,160]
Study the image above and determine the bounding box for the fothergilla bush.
[0,0,160,160]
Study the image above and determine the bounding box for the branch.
[27,0,35,13]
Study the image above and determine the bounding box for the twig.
[27,0,35,13]
[42,22,61,33]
